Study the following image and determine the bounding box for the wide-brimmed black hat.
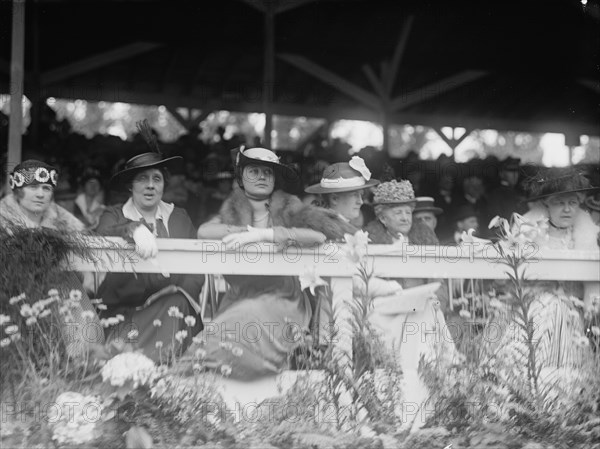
[110,120,183,187]
[111,153,183,187]
[234,146,300,191]
[525,167,599,202]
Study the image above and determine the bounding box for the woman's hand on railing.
[222,226,274,250]
[132,224,158,259]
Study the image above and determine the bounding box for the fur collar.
[364,219,395,244]
[219,184,357,240]
[524,202,599,250]
[0,193,84,232]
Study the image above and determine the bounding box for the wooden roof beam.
[385,15,414,96]
[279,53,380,109]
[390,70,487,111]
[40,42,162,86]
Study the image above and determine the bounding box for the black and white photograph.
[1,0,599,447]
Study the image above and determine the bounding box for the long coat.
[180,185,355,379]
[96,204,204,362]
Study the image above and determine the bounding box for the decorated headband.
[9,166,58,190]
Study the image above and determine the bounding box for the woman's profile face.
[131,168,164,211]
[330,190,364,221]
[544,193,580,228]
[242,164,275,197]
[18,184,53,215]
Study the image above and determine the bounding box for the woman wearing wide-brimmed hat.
[96,122,204,362]
[495,167,599,370]
[305,155,379,227]
[184,146,356,379]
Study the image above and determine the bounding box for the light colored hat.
[372,179,415,205]
[235,146,299,191]
[304,156,379,194]
[414,196,443,215]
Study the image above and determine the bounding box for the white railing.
[69,237,600,424]
[71,237,600,281]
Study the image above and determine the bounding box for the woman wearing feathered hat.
[183,146,356,379]
[95,121,204,362]
[0,159,104,356]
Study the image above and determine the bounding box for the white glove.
[222,226,274,250]
[132,224,158,259]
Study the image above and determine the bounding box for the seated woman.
[0,160,103,356]
[96,138,204,363]
[501,167,599,368]
[304,155,379,227]
[360,179,454,366]
[182,147,355,379]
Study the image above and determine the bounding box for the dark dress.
[96,205,204,362]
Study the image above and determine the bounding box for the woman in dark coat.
[96,136,204,363]
[181,147,355,379]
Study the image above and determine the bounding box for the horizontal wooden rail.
[69,237,600,282]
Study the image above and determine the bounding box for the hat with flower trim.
[305,156,380,194]
[372,179,416,205]
[9,159,59,191]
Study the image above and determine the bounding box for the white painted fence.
[70,237,600,431]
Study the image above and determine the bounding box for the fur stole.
[365,219,440,245]
[365,219,394,244]
[218,184,357,241]
[0,193,84,232]
[524,202,599,251]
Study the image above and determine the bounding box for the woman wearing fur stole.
[181,147,356,379]
[0,159,103,356]
[498,168,599,370]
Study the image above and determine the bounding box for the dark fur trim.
[219,184,356,240]
[364,219,393,244]
[365,218,439,245]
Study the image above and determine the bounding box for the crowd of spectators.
[1,108,598,240]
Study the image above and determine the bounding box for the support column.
[7,0,25,183]
[262,2,275,149]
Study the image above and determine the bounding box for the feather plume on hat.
[136,119,162,154]
[524,167,598,201]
